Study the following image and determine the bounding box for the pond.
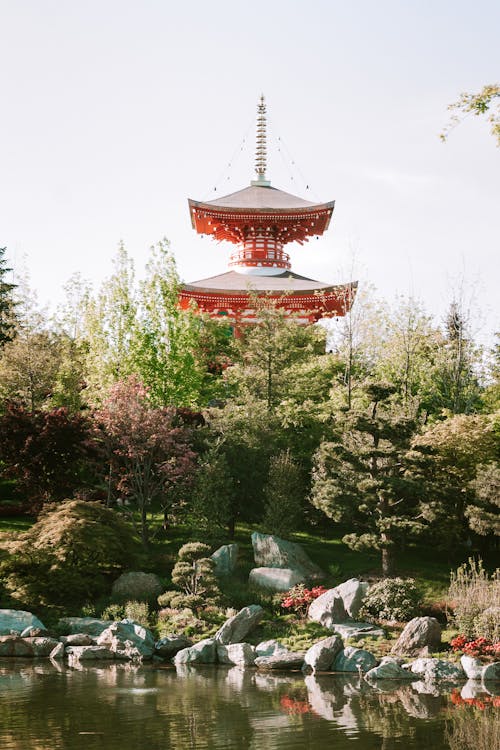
[0,660,498,749]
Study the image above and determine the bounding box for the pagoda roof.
[196,184,332,212]
[182,270,341,294]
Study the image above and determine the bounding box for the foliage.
[96,376,198,545]
[448,558,500,639]
[170,541,220,605]
[467,463,500,537]
[189,445,234,539]
[0,403,100,509]
[441,83,500,146]
[261,450,303,538]
[358,578,421,622]
[0,247,16,348]
[280,584,327,617]
[111,571,163,604]
[101,600,152,627]
[311,383,424,576]
[450,634,500,659]
[0,500,140,611]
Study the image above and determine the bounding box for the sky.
[1,0,499,344]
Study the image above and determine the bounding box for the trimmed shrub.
[111,571,163,604]
[359,578,421,623]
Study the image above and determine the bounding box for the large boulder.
[49,642,65,660]
[211,544,239,576]
[173,638,217,665]
[335,579,369,619]
[333,646,378,673]
[111,571,163,603]
[409,658,465,683]
[249,567,305,592]
[254,651,305,670]
[255,640,289,657]
[482,662,500,682]
[0,636,35,657]
[460,655,484,680]
[25,637,60,657]
[216,642,255,666]
[58,617,110,637]
[96,619,155,660]
[0,609,46,635]
[303,635,343,673]
[308,589,348,628]
[66,645,115,660]
[251,532,323,580]
[59,633,95,647]
[365,658,416,682]
[214,605,263,645]
[391,617,442,656]
[154,635,192,658]
[330,622,385,640]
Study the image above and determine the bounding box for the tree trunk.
[381,545,394,577]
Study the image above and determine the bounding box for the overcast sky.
[1,0,499,343]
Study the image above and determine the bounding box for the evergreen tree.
[0,247,16,347]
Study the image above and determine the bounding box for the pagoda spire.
[251,95,271,187]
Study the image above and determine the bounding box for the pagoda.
[179,97,356,327]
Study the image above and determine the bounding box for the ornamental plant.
[358,577,421,623]
[450,635,500,659]
[280,584,327,617]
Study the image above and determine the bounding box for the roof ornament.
[251,94,271,187]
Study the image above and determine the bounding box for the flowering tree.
[96,376,198,545]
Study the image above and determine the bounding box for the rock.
[214,605,263,645]
[216,642,255,666]
[49,642,65,660]
[308,589,348,628]
[251,532,323,580]
[482,662,500,682]
[26,637,60,657]
[304,674,345,720]
[255,640,288,657]
[0,636,34,657]
[211,544,239,576]
[365,659,417,682]
[20,627,52,638]
[335,579,369,619]
[96,619,155,660]
[154,635,192,658]
[333,646,378,673]
[66,645,115,660]
[254,652,305,670]
[461,655,484,680]
[409,658,465,683]
[173,638,217,665]
[303,636,343,672]
[330,622,385,640]
[461,680,485,699]
[111,571,163,602]
[59,633,95,647]
[249,567,305,592]
[391,617,442,656]
[0,609,46,635]
[58,617,110,637]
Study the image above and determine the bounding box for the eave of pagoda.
[188,198,335,246]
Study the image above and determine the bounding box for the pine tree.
[0,247,16,347]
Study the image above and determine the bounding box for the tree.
[467,463,500,539]
[261,450,302,538]
[441,84,500,146]
[95,376,197,546]
[190,445,234,540]
[310,383,423,576]
[0,247,16,347]
[0,404,100,509]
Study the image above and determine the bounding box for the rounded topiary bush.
[111,571,163,604]
[359,577,421,623]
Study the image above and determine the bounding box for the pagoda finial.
[251,94,271,187]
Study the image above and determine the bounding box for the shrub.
[170,542,220,603]
[111,571,163,604]
[157,607,218,639]
[450,634,500,659]
[261,450,302,539]
[359,578,421,622]
[448,558,500,638]
[280,584,327,617]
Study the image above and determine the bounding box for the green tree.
[310,383,423,576]
[0,247,16,347]
[441,83,500,146]
[261,450,302,538]
[190,445,234,539]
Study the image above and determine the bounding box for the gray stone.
[409,658,465,683]
[461,680,484,699]
[335,579,369,619]
[249,567,305,592]
[307,589,348,628]
[59,633,95,647]
[173,638,217,665]
[482,662,500,682]
[391,617,442,656]
[460,655,484,680]
[96,619,155,660]
[211,544,239,576]
[333,646,378,673]
[20,626,52,638]
[251,532,323,580]
[330,621,385,640]
[214,605,263,645]
[58,617,110,637]
[254,652,305,670]
[0,609,46,635]
[216,642,255,666]
[66,645,115,660]
[303,636,343,672]
[26,637,60,657]
[49,642,65,660]
[154,635,192,658]
[255,639,288,657]
[0,636,34,657]
[365,660,417,682]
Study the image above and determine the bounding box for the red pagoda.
[179,97,356,326]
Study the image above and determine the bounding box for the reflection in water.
[0,659,498,749]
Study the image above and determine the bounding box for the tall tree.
[0,247,16,347]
